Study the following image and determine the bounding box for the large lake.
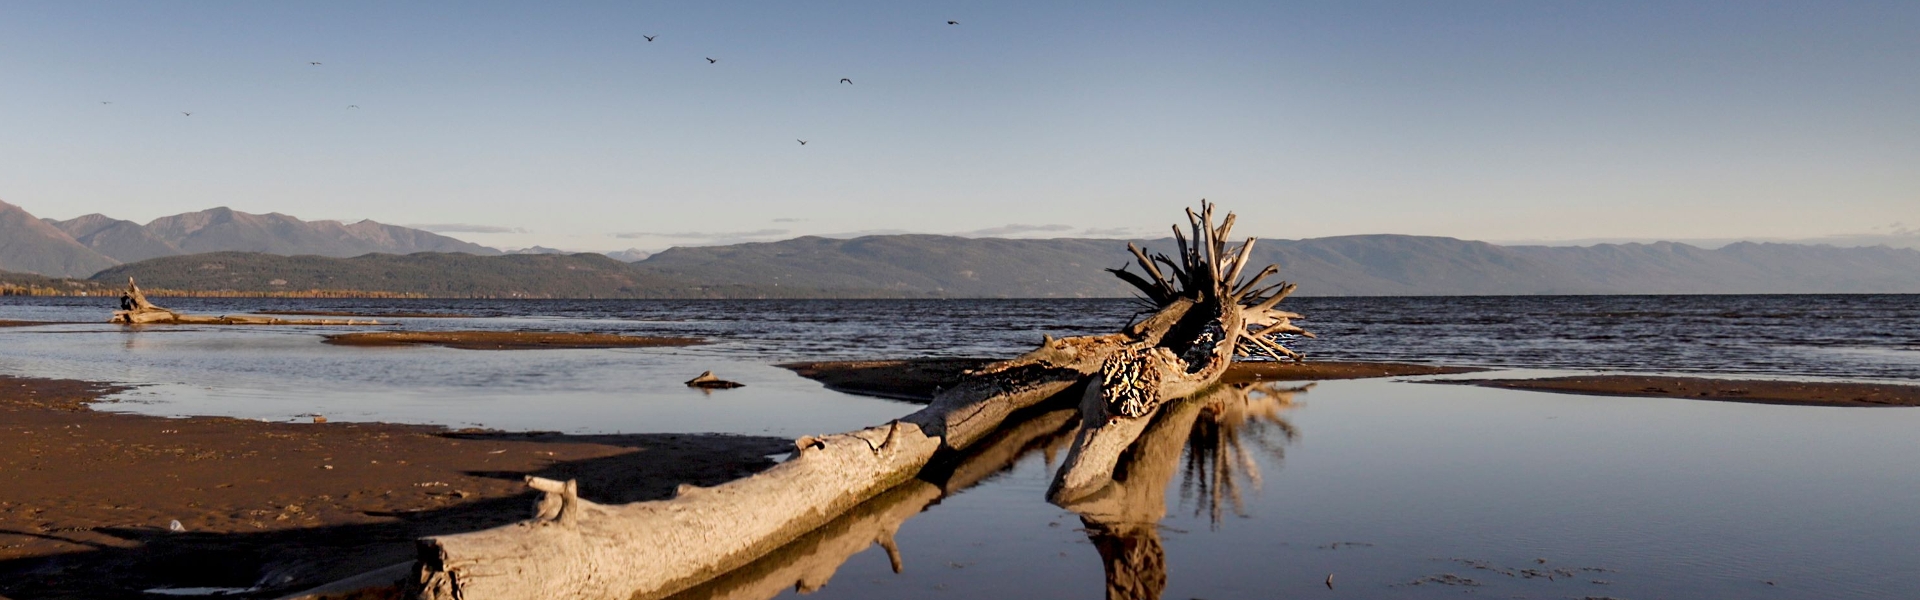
[2,295,1917,599]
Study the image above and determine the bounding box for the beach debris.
[168,519,184,532]
[685,371,745,389]
[410,203,1308,600]
[312,415,327,424]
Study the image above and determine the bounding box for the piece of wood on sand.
[407,202,1312,600]
[108,278,381,326]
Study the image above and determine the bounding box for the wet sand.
[781,358,1483,402]
[1443,375,1920,407]
[322,331,702,350]
[0,375,787,599]
[257,311,474,319]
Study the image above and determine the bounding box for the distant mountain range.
[5,200,1919,296]
[72,234,1920,298]
[632,234,1920,296]
[85,252,930,298]
[0,200,496,277]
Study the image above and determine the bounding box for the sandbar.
[781,358,1483,402]
[259,310,475,319]
[1441,375,1920,407]
[0,374,786,598]
[322,330,701,350]
[0,320,73,328]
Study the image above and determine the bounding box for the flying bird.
[644,35,656,42]
[706,57,717,63]
[839,78,852,84]
[309,61,322,66]
[181,112,192,116]
[100,101,112,105]
[947,20,958,25]
[796,139,807,145]
[347,105,359,109]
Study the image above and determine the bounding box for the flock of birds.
[103,19,964,147]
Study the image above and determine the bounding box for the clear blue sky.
[2,1,1915,251]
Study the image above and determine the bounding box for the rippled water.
[2,294,1918,599]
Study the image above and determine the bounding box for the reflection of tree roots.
[1181,382,1309,527]
[1065,381,1311,600]
[1084,521,1168,600]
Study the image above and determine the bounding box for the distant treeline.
[0,271,108,296]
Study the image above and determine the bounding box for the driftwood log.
[1048,201,1312,504]
[108,278,378,325]
[408,203,1308,600]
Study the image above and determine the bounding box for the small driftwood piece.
[407,203,1291,600]
[108,278,378,326]
[686,371,745,389]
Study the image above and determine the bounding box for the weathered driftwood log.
[107,278,379,325]
[110,277,182,324]
[1048,202,1312,504]
[407,203,1290,600]
[410,311,1182,600]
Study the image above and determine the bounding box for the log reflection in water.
[665,382,1304,600]
[663,407,1080,600]
[1058,381,1308,600]
[1181,382,1309,526]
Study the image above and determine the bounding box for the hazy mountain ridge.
[87,252,935,299]
[81,234,1920,298]
[1,202,503,277]
[640,234,1920,296]
[0,201,121,278]
[8,201,1919,295]
[48,214,186,264]
[142,207,499,258]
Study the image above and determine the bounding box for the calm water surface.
[1,295,1917,598]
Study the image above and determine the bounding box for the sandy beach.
[257,311,476,319]
[0,375,786,599]
[781,358,1485,402]
[0,321,72,328]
